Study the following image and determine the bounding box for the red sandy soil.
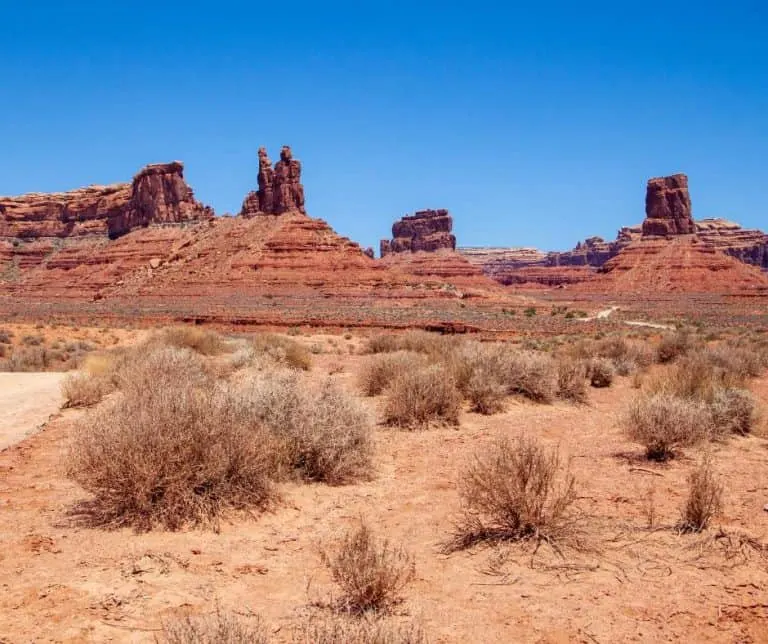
[1,347,767,642]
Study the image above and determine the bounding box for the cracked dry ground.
[1,352,767,643]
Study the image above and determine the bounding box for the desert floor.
[1,335,767,643]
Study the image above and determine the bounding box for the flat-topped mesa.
[239,146,306,217]
[642,173,695,236]
[0,161,212,241]
[380,209,456,257]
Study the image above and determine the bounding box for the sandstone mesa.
[2,154,767,305]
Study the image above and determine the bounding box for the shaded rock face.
[380,209,456,256]
[0,162,212,241]
[108,162,214,238]
[239,146,306,217]
[642,174,695,236]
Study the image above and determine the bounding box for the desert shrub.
[465,368,507,415]
[0,344,5,358]
[162,609,268,644]
[586,358,614,388]
[656,331,695,364]
[709,387,758,437]
[383,365,461,428]
[624,393,710,460]
[0,329,11,344]
[556,359,588,403]
[364,330,447,357]
[594,336,630,361]
[238,370,373,484]
[21,333,44,346]
[321,523,415,614]
[151,326,228,356]
[2,346,51,372]
[448,435,577,551]
[61,372,113,408]
[251,333,312,371]
[68,347,276,530]
[678,459,723,533]
[444,341,508,414]
[502,350,557,403]
[295,615,426,644]
[647,354,741,403]
[705,345,765,380]
[358,351,425,397]
[364,334,402,354]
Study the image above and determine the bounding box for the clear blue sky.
[2,2,766,251]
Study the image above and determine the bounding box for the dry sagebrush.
[321,523,415,614]
[295,614,426,644]
[624,393,710,461]
[68,348,276,531]
[162,608,268,644]
[358,351,426,397]
[238,369,374,484]
[447,435,578,551]
[68,347,372,530]
[678,459,724,533]
[555,358,588,403]
[383,365,461,428]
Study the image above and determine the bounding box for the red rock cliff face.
[380,209,456,256]
[0,162,212,241]
[239,146,306,217]
[642,174,695,236]
[108,162,213,238]
[0,184,131,239]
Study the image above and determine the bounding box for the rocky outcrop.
[642,174,695,236]
[0,162,212,242]
[239,146,306,217]
[696,218,768,269]
[589,235,768,293]
[108,162,214,238]
[380,209,456,256]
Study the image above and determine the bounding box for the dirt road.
[0,373,65,451]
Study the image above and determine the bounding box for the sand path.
[0,373,65,451]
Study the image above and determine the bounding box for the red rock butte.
[0,147,505,327]
[462,173,768,292]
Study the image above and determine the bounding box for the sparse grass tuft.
[320,522,415,614]
[447,435,577,551]
[161,608,268,644]
[678,458,723,534]
[294,615,426,644]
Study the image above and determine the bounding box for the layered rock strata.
[642,174,695,236]
[0,162,212,242]
[380,209,456,256]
